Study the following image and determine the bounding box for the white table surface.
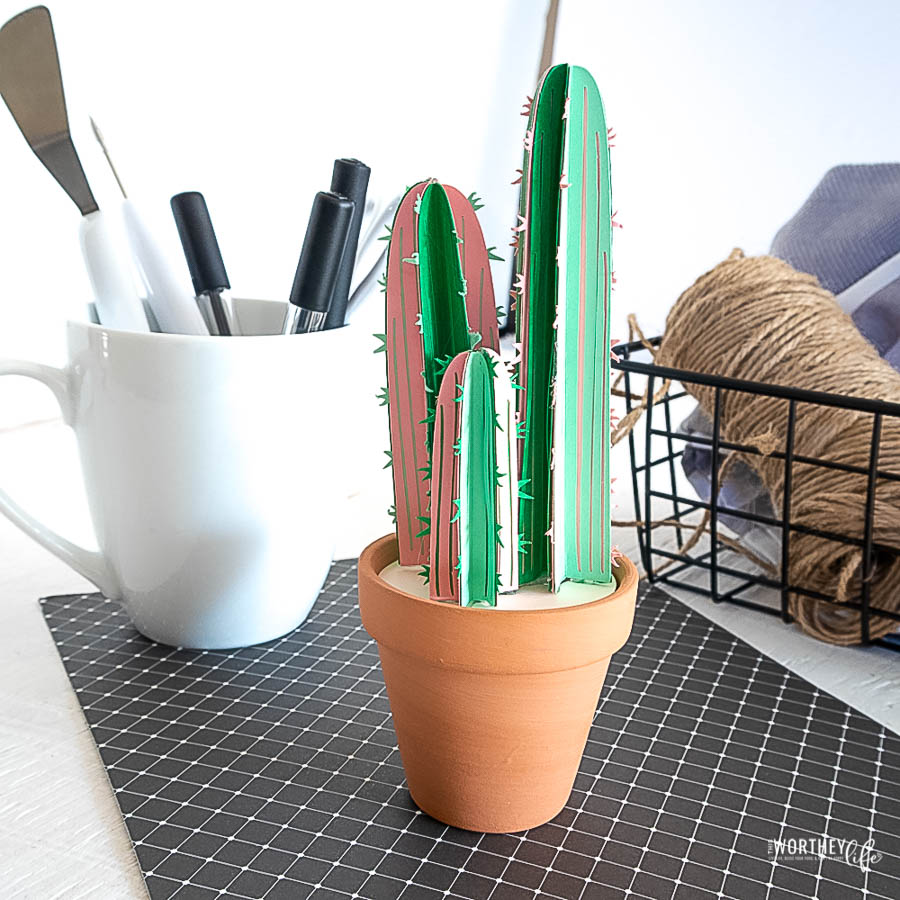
[1,423,898,899]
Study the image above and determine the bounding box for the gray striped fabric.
[772,163,900,295]
[772,163,900,362]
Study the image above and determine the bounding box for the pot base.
[359,535,638,834]
[409,789,569,834]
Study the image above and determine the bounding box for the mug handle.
[0,360,121,599]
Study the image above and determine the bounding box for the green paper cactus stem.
[444,185,501,354]
[554,66,614,589]
[428,353,467,603]
[385,180,473,566]
[514,63,614,589]
[430,349,518,606]
[514,64,566,585]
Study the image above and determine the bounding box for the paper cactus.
[383,180,485,566]
[429,349,518,606]
[382,62,614,602]
[513,64,614,590]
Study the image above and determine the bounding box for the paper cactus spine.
[514,64,614,589]
[385,181,473,566]
[430,349,518,606]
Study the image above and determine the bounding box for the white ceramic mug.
[0,298,346,649]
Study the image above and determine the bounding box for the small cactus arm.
[443,185,501,353]
[514,64,568,584]
[429,349,517,606]
[553,66,613,589]
[385,180,472,566]
[428,353,468,602]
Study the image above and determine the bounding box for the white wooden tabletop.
[1,423,897,898]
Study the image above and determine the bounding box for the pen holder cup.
[0,298,359,649]
[358,534,639,833]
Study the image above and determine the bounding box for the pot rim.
[360,534,639,673]
[361,533,638,617]
[359,534,639,673]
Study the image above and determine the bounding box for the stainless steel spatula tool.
[0,6,148,330]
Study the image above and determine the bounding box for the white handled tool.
[90,118,208,335]
[120,198,208,335]
[77,210,148,330]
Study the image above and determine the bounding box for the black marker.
[284,191,354,334]
[171,191,237,335]
[325,158,370,329]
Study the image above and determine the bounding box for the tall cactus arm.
[444,185,501,353]
[554,67,613,589]
[386,181,472,566]
[386,180,432,565]
[515,64,569,585]
[429,353,469,603]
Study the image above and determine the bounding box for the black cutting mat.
[41,561,900,900]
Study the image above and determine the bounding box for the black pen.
[171,191,237,335]
[284,191,354,335]
[325,158,370,330]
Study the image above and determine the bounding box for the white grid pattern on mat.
[41,560,900,900]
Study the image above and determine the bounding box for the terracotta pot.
[358,534,639,833]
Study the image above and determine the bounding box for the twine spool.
[656,249,900,645]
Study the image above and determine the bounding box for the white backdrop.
[561,0,900,342]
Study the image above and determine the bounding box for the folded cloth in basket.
[681,163,900,558]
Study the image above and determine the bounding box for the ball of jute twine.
[624,249,900,645]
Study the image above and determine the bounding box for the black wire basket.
[612,335,900,651]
